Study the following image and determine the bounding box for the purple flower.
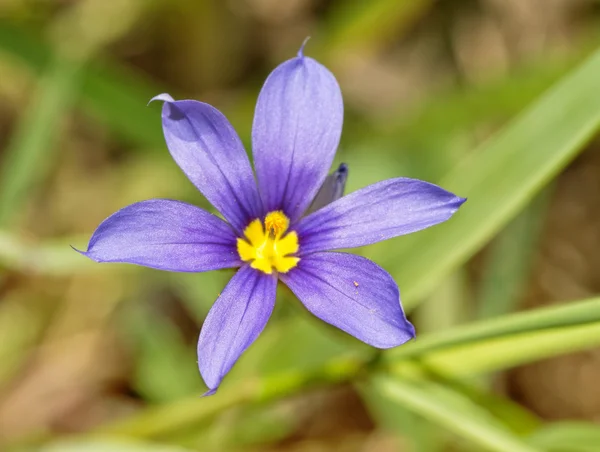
[80,45,465,395]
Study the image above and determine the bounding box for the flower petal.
[280,252,414,348]
[81,199,240,272]
[306,163,348,214]
[152,94,262,233]
[197,266,277,394]
[252,52,343,223]
[295,178,466,254]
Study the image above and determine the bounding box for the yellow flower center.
[237,211,300,274]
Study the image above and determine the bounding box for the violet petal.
[80,199,240,272]
[296,177,465,254]
[197,266,277,394]
[251,54,343,222]
[280,252,415,348]
[152,94,262,233]
[306,163,348,214]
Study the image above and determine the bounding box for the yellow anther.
[237,211,299,274]
[264,211,289,238]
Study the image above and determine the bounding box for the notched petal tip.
[297,36,311,57]
[148,93,175,106]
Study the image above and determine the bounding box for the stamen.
[264,211,289,239]
[237,211,299,274]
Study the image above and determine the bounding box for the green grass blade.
[420,321,600,377]
[475,189,551,319]
[89,297,600,441]
[359,382,446,451]
[391,46,600,311]
[388,296,600,361]
[372,374,540,452]
[415,268,472,334]
[0,54,81,226]
[79,59,165,148]
[0,20,164,149]
[0,232,94,275]
[527,422,600,452]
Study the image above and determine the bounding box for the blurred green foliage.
[1,0,600,451]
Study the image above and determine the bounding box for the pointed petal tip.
[297,179,468,253]
[72,245,103,263]
[202,388,218,397]
[148,93,174,106]
[454,196,468,210]
[297,36,311,57]
[71,244,91,259]
[254,36,343,221]
[197,267,277,400]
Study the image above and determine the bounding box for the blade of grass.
[391,45,600,311]
[1,21,592,162]
[0,1,147,226]
[359,382,446,451]
[372,374,540,452]
[0,232,95,275]
[387,295,600,361]
[527,422,600,452]
[388,46,595,143]
[0,20,164,149]
[415,268,472,334]
[0,54,81,226]
[25,297,594,443]
[475,188,551,319]
[419,321,600,377]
